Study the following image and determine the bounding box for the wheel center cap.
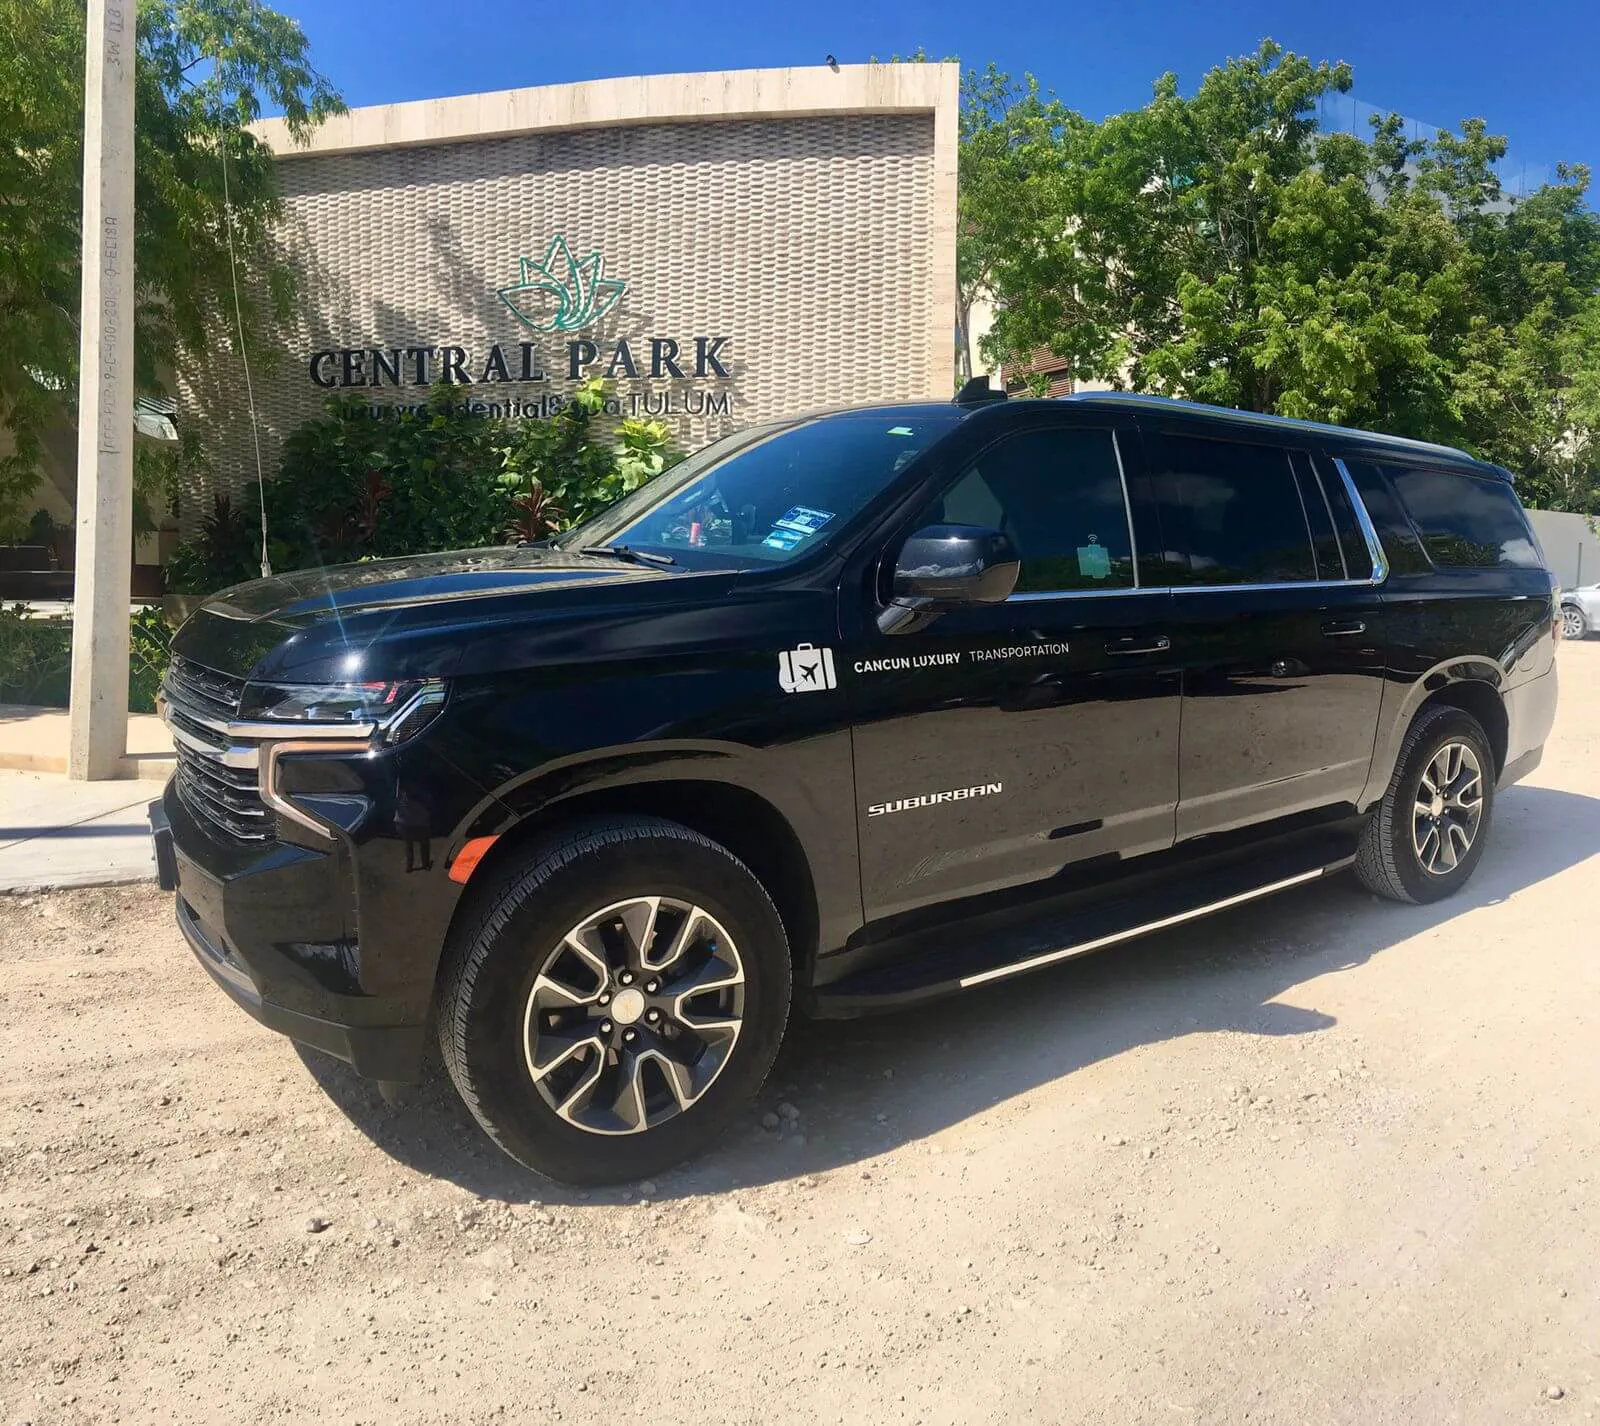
[611,987,647,1025]
[1430,795,1446,818]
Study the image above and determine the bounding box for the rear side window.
[1388,467,1543,570]
[1309,455,1375,580]
[1288,451,1345,580]
[919,427,1137,594]
[1340,460,1432,575]
[1147,434,1316,585]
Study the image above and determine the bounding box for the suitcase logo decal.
[778,643,837,693]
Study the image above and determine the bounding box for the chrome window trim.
[1005,452,1392,603]
[1008,574,1386,603]
[1158,577,1379,594]
[1008,586,1170,603]
[1330,457,1391,583]
[1304,454,1350,581]
[1111,430,1141,591]
[995,425,1144,601]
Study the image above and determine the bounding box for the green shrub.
[128,606,172,714]
[164,492,260,595]
[0,604,171,714]
[261,385,509,573]
[497,382,678,539]
[0,604,72,706]
[165,380,683,593]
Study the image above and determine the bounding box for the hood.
[170,544,711,684]
[199,544,670,622]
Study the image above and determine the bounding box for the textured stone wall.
[180,109,942,527]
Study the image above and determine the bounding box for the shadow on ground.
[299,783,1600,1203]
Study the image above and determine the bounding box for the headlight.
[237,678,447,744]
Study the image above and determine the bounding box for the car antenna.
[954,375,1007,405]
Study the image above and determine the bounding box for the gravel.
[0,641,1595,1425]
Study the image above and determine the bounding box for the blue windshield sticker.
[762,527,806,551]
[887,425,914,436]
[774,506,835,537]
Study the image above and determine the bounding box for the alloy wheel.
[522,896,745,1135]
[1410,741,1485,876]
[1562,607,1585,640]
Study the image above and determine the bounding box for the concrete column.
[67,0,137,781]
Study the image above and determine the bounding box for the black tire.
[1354,705,1496,904]
[438,815,791,1185]
[1561,604,1588,641]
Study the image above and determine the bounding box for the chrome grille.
[162,658,271,843]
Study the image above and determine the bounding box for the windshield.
[558,412,961,568]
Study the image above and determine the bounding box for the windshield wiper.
[575,543,677,568]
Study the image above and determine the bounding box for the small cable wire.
[218,127,272,578]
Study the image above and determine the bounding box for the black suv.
[150,392,1560,1183]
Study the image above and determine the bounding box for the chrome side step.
[956,866,1330,989]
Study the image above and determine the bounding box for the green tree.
[972,40,1600,510]
[955,65,1074,385]
[0,0,342,537]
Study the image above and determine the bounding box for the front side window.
[1148,434,1317,585]
[560,412,962,568]
[911,427,1137,594]
[1387,466,1543,570]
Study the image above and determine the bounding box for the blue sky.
[272,0,1596,178]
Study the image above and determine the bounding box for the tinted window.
[1289,451,1345,580]
[1312,456,1374,579]
[918,428,1135,594]
[1149,435,1316,585]
[1388,467,1543,569]
[1341,459,1431,575]
[561,411,962,569]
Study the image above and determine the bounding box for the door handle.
[1105,635,1171,655]
[1321,619,1367,637]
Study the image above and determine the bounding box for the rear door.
[1144,426,1389,840]
[846,413,1180,922]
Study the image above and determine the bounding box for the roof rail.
[954,375,1007,406]
[1058,391,1480,464]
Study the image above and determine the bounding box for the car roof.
[1055,392,1506,477]
[802,393,1510,481]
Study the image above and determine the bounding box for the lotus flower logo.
[496,236,627,334]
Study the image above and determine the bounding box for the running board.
[955,868,1325,988]
[808,833,1355,1017]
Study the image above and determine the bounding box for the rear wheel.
[1355,705,1495,904]
[1562,604,1588,640]
[438,816,791,1184]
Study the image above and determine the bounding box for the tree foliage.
[164,383,683,594]
[0,0,342,537]
[969,40,1600,511]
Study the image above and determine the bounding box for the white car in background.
[1561,584,1600,640]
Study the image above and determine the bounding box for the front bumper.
[149,791,431,1082]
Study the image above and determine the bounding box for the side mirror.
[881,524,1020,633]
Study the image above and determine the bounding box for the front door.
[846,418,1181,923]
[1142,428,1389,840]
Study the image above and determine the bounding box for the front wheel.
[1561,605,1588,640]
[438,816,792,1184]
[1355,705,1495,904]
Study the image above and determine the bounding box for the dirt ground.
[3,644,1597,1426]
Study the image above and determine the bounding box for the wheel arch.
[1363,661,1510,813]
[1414,677,1508,776]
[443,774,823,987]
